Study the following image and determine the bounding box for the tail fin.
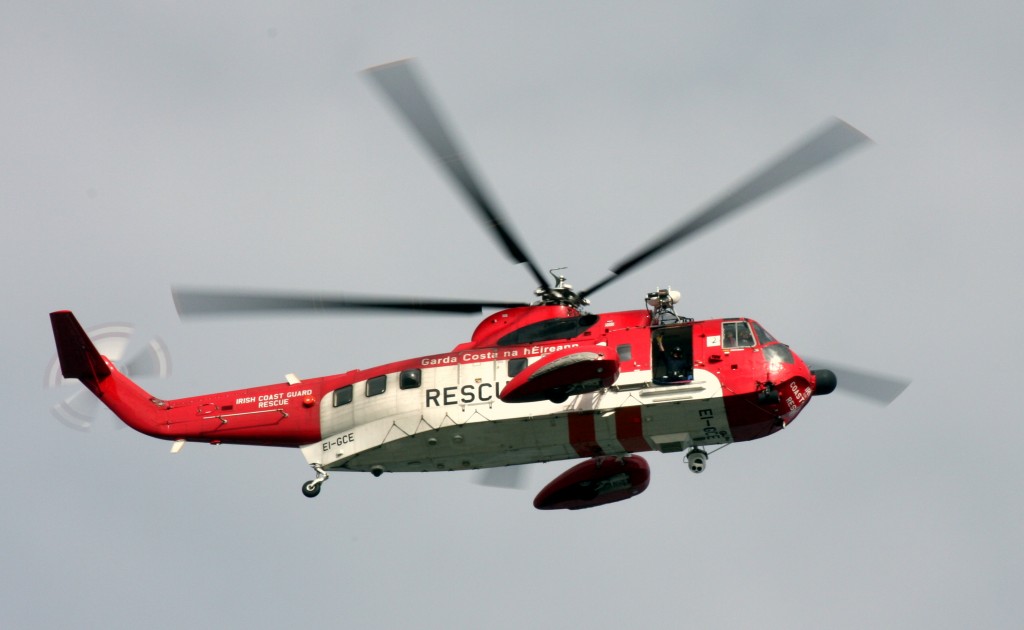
[50,310,163,435]
[50,310,112,384]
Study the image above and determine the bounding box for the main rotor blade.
[582,118,871,298]
[365,60,550,291]
[172,287,526,318]
[807,358,911,406]
[475,465,530,490]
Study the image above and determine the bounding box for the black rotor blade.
[172,287,527,318]
[365,60,550,290]
[808,358,911,406]
[582,118,871,298]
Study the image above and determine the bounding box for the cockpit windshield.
[749,320,776,344]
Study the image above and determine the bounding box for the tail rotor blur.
[806,357,910,406]
[45,322,171,431]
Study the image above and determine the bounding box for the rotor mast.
[534,268,590,308]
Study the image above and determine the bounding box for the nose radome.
[812,369,838,396]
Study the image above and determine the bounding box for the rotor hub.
[535,268,590,308]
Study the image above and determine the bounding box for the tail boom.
[49,311,321,447]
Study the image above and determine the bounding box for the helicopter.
[50,60,908,510]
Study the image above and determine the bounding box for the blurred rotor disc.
[45,323,171,431]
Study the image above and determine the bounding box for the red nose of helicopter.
[760,343,905,428]
[758,344,822,425]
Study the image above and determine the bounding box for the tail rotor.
[45,322,171,431]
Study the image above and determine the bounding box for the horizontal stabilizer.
[50,310,112,383]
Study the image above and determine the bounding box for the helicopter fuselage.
[52,306,822,477]
[302,307,818,474]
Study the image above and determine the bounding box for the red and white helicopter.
[50,60,908,510]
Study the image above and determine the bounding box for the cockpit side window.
[723,321,756,349]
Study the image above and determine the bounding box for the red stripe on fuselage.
[615,406,652,453]
[568,412,602,457]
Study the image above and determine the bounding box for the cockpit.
[722,319,778,349]
[651,318,792,385]
[722,321,756,349]
[725,319,796,367]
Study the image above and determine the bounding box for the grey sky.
[3,2,1022,628]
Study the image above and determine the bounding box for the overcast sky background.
[3,2,1022,628]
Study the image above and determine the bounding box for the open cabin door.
[652,324,693,383]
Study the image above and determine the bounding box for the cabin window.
[400,369,421,390]
[332,385,353,407]
[366,375,387,397]
[508,358,528,377]
[723,321,756,349]
[616,344,632,362]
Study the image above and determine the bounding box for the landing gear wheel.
[300,463,329,498]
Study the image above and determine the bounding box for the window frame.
[722,321,756,349]
[508,358,528,377]
[399,368,422,390]
[616,344,633,362]
[332,385,353,407]
[366,375,387,397]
